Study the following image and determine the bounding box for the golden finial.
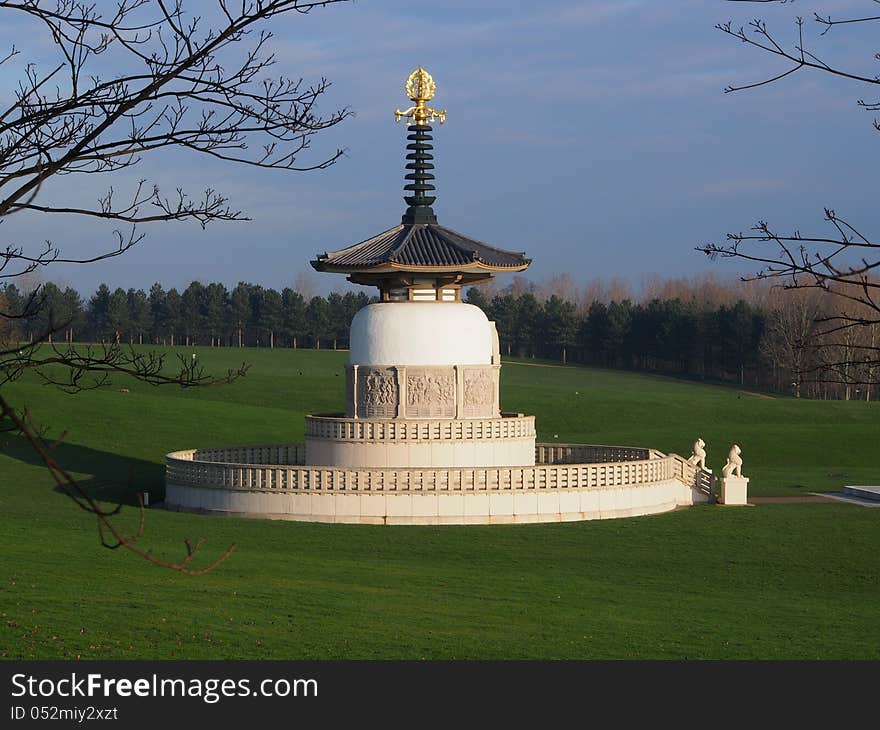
[394,67,447,125]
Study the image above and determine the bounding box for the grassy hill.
[1,347,878,658]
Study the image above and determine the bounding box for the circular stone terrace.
[165,428,712,525]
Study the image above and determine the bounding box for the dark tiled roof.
[312,223,530,271]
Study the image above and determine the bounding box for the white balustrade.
[165,443,677,494]
[304,414,535,442]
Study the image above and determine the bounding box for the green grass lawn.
[1,346,878,659]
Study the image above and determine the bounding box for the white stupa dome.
[350,302,493,366]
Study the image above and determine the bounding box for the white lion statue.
[722,444,743,478]
[688,438,707,470]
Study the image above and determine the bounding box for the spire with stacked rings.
[395,68,447,225]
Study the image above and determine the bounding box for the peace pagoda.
[164,69,715,523]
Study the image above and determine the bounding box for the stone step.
[843,486,880,502]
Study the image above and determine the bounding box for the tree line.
[464,286,765,385]
[465,278,879,401]
[0,281,372,350]
[2,274,876,400]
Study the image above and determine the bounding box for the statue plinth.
[720,476,749,505]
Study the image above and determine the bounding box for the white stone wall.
[304,414,535,468]
[305,436,536,468]
[165,478,692,525]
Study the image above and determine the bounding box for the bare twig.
[0,0,354,571]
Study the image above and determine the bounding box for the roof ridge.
[428,225,478,263]
[386,224,419,263]
[317,224,405,260]
[433,223,530,261]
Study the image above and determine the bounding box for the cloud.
[2,0,876,295]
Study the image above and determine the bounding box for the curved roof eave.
[312,222,530,272]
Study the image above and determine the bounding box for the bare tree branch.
[0,0,354,572]
[718,5,880,100]
[706,3,880,388]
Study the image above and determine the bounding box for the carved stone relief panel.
[357,367,398,419]
[462,367,498,418]
[405,367,456,418]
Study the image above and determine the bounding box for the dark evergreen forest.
[2,277,875,400]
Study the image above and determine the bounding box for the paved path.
[750,496,837,504]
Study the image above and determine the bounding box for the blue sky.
[2,0,878,295]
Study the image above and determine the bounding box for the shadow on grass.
[0,432,164,505]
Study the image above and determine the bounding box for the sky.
[1,0,878,297]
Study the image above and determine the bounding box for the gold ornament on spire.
[394,67,447,125]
